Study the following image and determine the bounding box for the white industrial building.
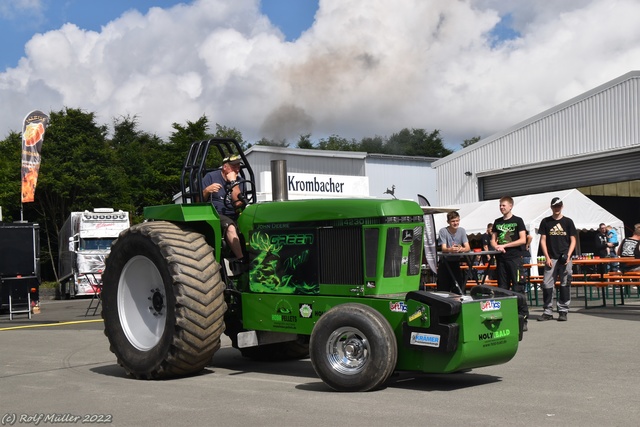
[244,145,439,205]
[432,70,640,239]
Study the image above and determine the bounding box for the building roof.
[433,70,640,167]
[246,145,439,163]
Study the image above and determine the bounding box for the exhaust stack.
[270,160,288,201]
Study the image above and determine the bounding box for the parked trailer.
[0,222,40,312]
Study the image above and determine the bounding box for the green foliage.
[213,124,245,149]
[296,134,313,149]
[0,131,22,222]
[358,136,385,154]
[386,128,452,157]
[316,135,358,151]
[293,129,452,158]
[462,135,481,148]
[256,137,289,147]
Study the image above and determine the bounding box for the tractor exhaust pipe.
[271,160,288,201]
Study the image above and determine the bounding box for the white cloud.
[1,0,640,149]
[0,0,43,19]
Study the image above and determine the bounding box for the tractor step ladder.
[9,292,31,320]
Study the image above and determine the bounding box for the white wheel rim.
[118,255,167,351]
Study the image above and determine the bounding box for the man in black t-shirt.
[538,197,577,322]
[491,196,529,329]
[617,223,640,272]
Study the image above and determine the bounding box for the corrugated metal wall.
[433,71,640,204]
[365,156,438,204]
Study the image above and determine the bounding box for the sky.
[1,0,639,151]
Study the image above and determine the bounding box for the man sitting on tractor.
[202,155,248,262]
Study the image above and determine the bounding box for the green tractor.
[102,138,525,392]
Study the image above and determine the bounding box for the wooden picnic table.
[564,258,639,307]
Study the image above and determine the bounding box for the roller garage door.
[480,149,640,200]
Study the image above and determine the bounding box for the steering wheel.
[224,180,256,210]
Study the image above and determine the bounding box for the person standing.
[594,223,614,274]
[522,229,533,265]
[481,223,494,261]
[491,196,529,330]
[437,211,470,294]
[617,223,640,272]
[537,197,577,322]
[606,225,620,272]
[481,223,496,279]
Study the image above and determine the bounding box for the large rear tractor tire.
[310,303,397,392]
[102,221,226,379]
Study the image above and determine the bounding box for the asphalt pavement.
[1,295,640,427]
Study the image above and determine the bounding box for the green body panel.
[242,292,520,373]
[144,203,223,262]
[396,296,520,373]
[241,293,409,335]
[237,199,424,296]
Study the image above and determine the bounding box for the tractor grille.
[364,228,379,278]
[383,226,423,277]
[318,227,363,285]
[384,228,402,277]
[408,226,423,276]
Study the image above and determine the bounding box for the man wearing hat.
[202,155,247,262]
[537,197,577,322]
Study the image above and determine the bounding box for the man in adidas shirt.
[537,197,577,322]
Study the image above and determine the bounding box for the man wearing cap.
[202,155,246,261]
[537,197,577,322]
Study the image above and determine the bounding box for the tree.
[387,128,452,157]
[256,137,289,147]
[462,136,481,148]
[158,115,212,198]
[316,135,358,151]
[0,131,22,222]
[110,115,166,222]
[296,134,314,149]
[213,124,245,149]
[358,136,386,154]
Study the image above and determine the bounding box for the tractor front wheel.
[102,221,226,379]
[310,303,397,392]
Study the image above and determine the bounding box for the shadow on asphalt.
[575,304,640,322]
[91,346,502,394]
[212,346,501,393]
[90,364,217,380]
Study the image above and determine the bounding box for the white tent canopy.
[433,189,625,274]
